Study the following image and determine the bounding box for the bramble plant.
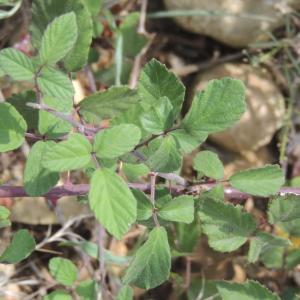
[0,1,299,299]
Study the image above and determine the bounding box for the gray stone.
[164,0,300,47]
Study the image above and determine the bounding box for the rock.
[192,63,285,154]
[163,0,300,47]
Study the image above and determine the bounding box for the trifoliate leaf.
[0,48,35,81]
[146,136,181,172]
[198,199,256,252]
[24,141,59,196]
[79,86,141,123]
[138,58,185,116]
[0,102,27,152]
[40,13,78,65]
[158,195,194,224]
[93,124,141,159]
[49,257,77,287]
[0,229,36,264]
[216,280,280,300]
[229,165,284,197]
[140,96,174,134]
[123,227,171,289]
[43,133,92,171]
[182,78,246,134]
[89,168,137,239]
[193,150,224,180]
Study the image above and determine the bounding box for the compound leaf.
[0,102,27,152]
[183,78,246,134]
[43,133,92,171]
[40,12,78,65]
[123,227,171,289]
[229,165,284,197]
[94,124,141,159]
[0,48,35,81]
[0,229,36,264]
[24,141,60,196]
[49,257,77,287]
[198,199,256,252]
[89,168,137,239]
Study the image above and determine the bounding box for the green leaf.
[116,285,134,300]
[40,12,78,65]
[31,0,93,71]
[43,290,72,300]
[229,165,284,197]
[123,227,171,289]
[120,12,148,58]
[24,141,60,196]
[158,195,194,224]
[0,102,27,152]
[268,195,300,224]
[0,206,10,220]
[43,133,92,172]
[0,48,34,81]
[138,58,185,116]
[37,66,74,102]
[170,129,207,154]
[7,91,38,130]
[182,78,246,134]
[49,257,77,287]
[140,96,175,134]
[248,231,291,263]
[147,136,181,172]
[193,150,224,180]
[0,205,11,228]
[175,221,201,253]
[82,0,102,16]
[93,124,141,159]
[38,96,72,138]
[65,240,131,265]
[198,199,256,252]
[79,86,141,123]
[122,163,149,181]
[131,189,153,221]
[89,168,137,239]
[0,229,36,264]
[216,280,280,300]
[76,279,98,300]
